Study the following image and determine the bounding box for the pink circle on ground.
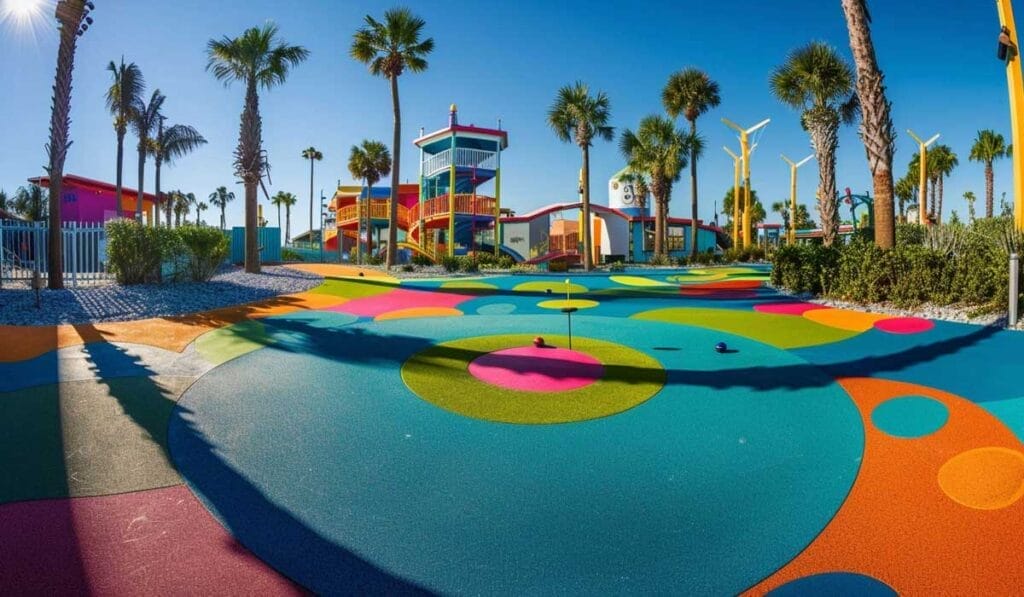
[468,346,605,392]
[873,317,935,334]
[754,302,830,316]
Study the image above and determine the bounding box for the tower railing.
[422,148,498,177]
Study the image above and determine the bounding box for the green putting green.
[195,320,274,365]
[401,334,665,424]
[512,280,589,294]
[632,307,858,349]
[309,278,397,299]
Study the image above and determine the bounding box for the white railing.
[0,219,112,288]
[422,147,497,177]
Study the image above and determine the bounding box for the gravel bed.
[786,292,1017,330]
[0,265,322,326]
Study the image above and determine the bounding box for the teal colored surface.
[871,396,949,438]
[229,227,281,264]
[170,315,863,595]
[982,396,1024,442]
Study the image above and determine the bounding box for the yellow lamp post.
[997,0,1024,230]
[907,129,940,226]
[723,118,770,248]
[723,147,742,248]
[781,154,814,244]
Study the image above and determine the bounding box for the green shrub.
[281,248,304,262]
[459,256,480,273]
[411,253,434,267]
[402,264,415,272]
[609,262,626,273]
[648,253,672,266]
[547,259,569,273]
[511,263,538,274]
[176,225,230,282]
[497,255,515,269]
[105,219,170,284]
[441,255,460,272]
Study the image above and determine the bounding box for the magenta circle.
[873,317,935,334]
[468,346,605,392]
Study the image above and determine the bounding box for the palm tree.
[151,117,206,227]
[279,192,298,243]
[208,23,310,273]
[929,145,958,224]
[270,191,286,229]
[771,42,858,246]
[619,115,686,257]
[195,201,208,225]
[894,173,916,222]
[964,191,978,223]
[663,68,721,257]
[0,189,7,213]
[46,0,94,288]
[723,186,765,237]
[130,89,165,223]
[13,185,48,222]
[208,186,235,229]
[173,191,191,227]
[351,8,434,268]
[105,58,144,219]
[301,147,323,239]
[969,129,1008,218]
[841,0,898,248]
[548,81,614,269]
[348,140,392,264]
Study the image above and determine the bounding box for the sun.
[0,0,54,40]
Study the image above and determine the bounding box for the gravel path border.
[0,266,323,326]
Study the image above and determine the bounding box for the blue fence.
[230,227,281,264]
[285,246,343,263]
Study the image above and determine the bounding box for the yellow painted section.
[448,164,456,257]
[998,0,1024,230]
[803,307,890,332]
[375,307,463,322]
[495,168,502,255]
[938,446,1024,510]
[741,132,752,248]
[732,157,741,247]
[610,275,673,287]
[919,144,929,225]
[537,299,600,310]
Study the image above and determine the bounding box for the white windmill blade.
[721,117,743,134]
[925,134,941,147]
[796,154,815,168]
[723,146,740,160]
[745,118,771,135]
[907,129,924,145]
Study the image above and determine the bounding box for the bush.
[411,253,434,267]
[648,253,672,266]
[547,259,569,273]
[106,219,171,284]
[608,262,626,273]
[497,255,515,269]
[510,263,538,274]
[176,225,230,282]
[281,248,304,262]
[441,255,460,272]
[402,264,415,272]
[458,256,480,273]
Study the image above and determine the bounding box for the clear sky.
[0,0,1014,229]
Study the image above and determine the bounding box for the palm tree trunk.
[115,130,125,219]
[239,78,263,274]
[841,0,896,248]
[986,161,995,218]
[154,157,162,228]
[581,144,594,270]
[286,205,291,244]
[277,205,281,229]
[930,178,937,222]
[220,205,226,230]
[308,157,314,243]
[166,198,173,228]
[196,208,200,226]
[937,175,945,224]
[386,75,400,268]
[46,9,82,289]
[808,113,839,246]
[689,119,699,257]
[136,145,146,223]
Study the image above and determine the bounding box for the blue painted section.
[768,572,897,596]
[981,396,1024,442]
[230,227,281,264]
[170,314,863,595]
[871,396,949,438]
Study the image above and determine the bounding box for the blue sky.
[0,0,1014,229]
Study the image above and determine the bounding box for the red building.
[28,174,156,225]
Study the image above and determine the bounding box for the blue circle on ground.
[767,572,897,596]
[476,303,517,315]
[169,315,863,595]
[871,395,949,438]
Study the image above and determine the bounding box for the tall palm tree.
[722,186,765,238]
[105,58,144,219]
[351,8,434,268]
[964,190,978,223]
[619,115,686,257]
[208,23,310,273]
[46,0,94,288]
[195,201,208,225]
[173,191,191,227]
[279,191,298,244]
[969,129,1008,218]
[771,42,858,246]
[929,145,958,224]
[548,81,614,269]
[348,140,392,264]
[130,89,165,223]
[270,190,286,229]
[208,186,235,229]
[663,68,721,257]
[301,147,323,238]
[151,117,206,227]
[841,0,898,248]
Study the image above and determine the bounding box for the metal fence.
[0,220,112,288]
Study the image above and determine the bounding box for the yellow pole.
[495,168,502,256]
[997,0,1024,230]
[740,131,753,248]
[448,163,456,258]
[724,147,741,248]
[781,154,813,244]
[908,129,939,226]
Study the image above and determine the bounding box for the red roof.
[28,174,158,202]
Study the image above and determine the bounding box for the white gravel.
[0,265,322,326]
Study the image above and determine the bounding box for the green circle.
[537,299,599,310]
[513,281,589,294]
[441,280,499,291]
[871,396,949,438]
[401,334,665,424]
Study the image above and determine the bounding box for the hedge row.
[106,219,229,285]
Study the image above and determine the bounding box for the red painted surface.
[329,288,470,318]
[0,485,304,595]
[873,317,935,335]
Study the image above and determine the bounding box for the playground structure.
[327,106,724,265]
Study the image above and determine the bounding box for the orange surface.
[803,307,890,332]
[746,377,1024,596]
[0,291,347,363]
